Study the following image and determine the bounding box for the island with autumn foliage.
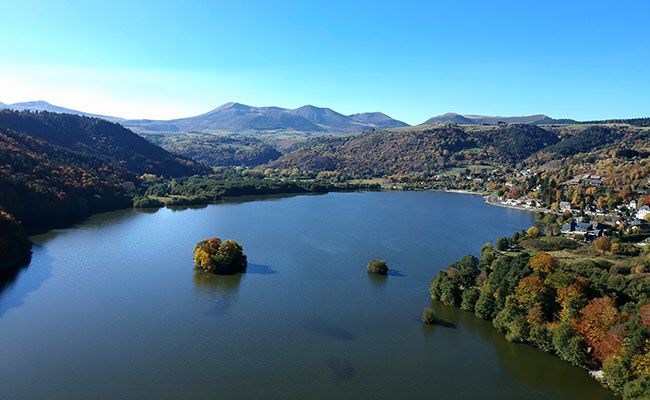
[193,237,247,275]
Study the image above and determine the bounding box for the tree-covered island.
[193,237,247,275]
[367,259,389,275]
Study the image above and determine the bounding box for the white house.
[637,205,650,220]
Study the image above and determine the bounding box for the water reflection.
[167,204,209,212]
[367,272,388,286]
[193,271,243,318]
[326,358,357,381]
[193,270,243,294]
[0,246,52,319]
[428,300,616,399]
[300,317,357,341]
[133,207,161,215]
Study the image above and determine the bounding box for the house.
[636,205,650,220]
[559,202,572,212]
[561,221,605,238]
[559,201,579,214]
[628,219,650,233]
[629,199,637,210]
[584,205,606,217]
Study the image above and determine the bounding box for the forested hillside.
[269,124,561,176]
[142,132,281,167]
[0,110,207,176]
[0,128,134,229]
[0,210,31,272]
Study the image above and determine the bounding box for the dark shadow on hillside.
[245,263,277,275]
[0,246,52,320]
[300,317,356,341]
[326,358,357,381]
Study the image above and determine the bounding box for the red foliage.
[574,297,626,364]
[640,303,650,327]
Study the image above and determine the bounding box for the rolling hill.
[423,113,576,125]
[2,100,123,122]
[142,132,282,167]
[267,124,573,176]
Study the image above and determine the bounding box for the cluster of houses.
[498,197,542,209]
[491,194,650,240]
[560,219,608,239]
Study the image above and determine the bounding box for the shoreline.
[483,196,551,213]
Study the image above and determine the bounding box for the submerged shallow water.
[0,191,616,399]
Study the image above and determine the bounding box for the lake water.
[0,191,617,399]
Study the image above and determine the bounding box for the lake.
[0,191,617,399]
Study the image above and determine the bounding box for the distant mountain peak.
[213,102,251,111]
[15,100,53,106]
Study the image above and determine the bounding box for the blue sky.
[1,0,648,123]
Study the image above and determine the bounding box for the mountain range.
[0,101,409,134]
[1,101,582,135]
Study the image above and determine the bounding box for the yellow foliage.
[530,252,558,275]
[631,343,650,377]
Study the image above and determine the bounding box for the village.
[485,172,650,246]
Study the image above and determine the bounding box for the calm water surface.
[0,192,617,399]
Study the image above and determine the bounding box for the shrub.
[623,376,650,400]
[421,307,437,324]
[594,236,611,252]
[367,259,389,275]
[527,226,541,238]
[132,196,164,208]
[460,287,481,312]
[496,237,510,251]
[603,357,631,395]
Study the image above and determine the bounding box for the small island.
[367,259,389,275]
[421,307,438,325]
[193,237,247,274]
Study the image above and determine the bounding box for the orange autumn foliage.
[574,297,626,363]
[529,252,559,275]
